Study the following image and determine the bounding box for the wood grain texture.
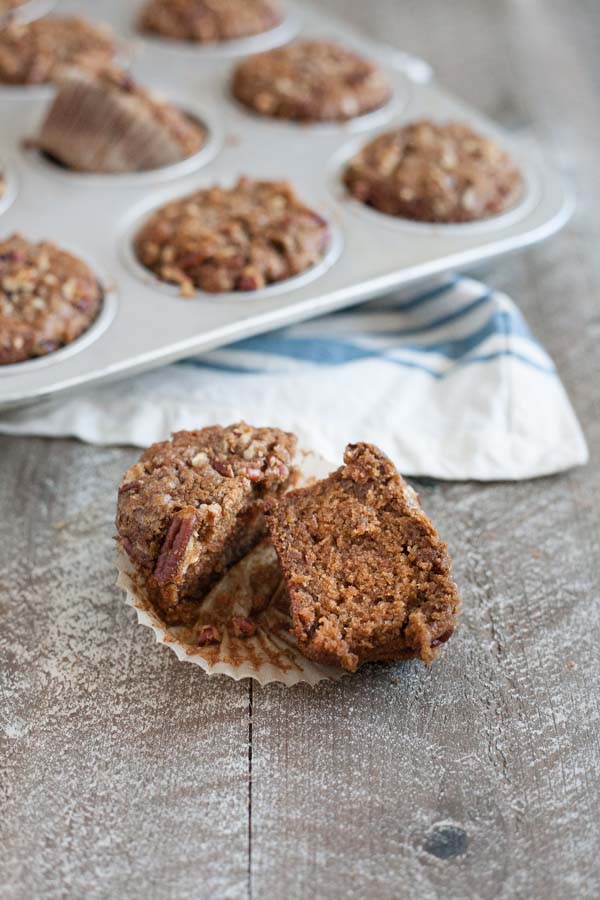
[1,1,600,898]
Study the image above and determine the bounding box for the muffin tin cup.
[328,127,542,237]
[0,251,118,378]
[120,184,344,303]
[0,0,574,409]
[116,450,346,687]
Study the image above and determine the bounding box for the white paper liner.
[116,450,347,686]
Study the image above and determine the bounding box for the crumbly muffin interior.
[116,423,297,624]
[266,443,460,671]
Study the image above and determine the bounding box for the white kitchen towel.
[0,275,588,480]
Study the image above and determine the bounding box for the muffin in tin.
[116,422,298,625]
[138,0,283,44]
[343,119,523,224]
[134,176,330,295]
[33,65,207,174]
[0,234,102,365]
[232,40,392,122]
[0,15,115,85]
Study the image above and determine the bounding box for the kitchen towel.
[0,274,588,480]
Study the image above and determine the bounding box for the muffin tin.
[0,0,573,409]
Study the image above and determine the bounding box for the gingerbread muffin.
[343,119,522,223]
[116,423,297,624]
[34,65,206,174]
[232,40,391,122]
[138,0,283,43]
[0,16,115,85]
[134,177,330,294]
[0,234,102,365]
[265,443,460,672]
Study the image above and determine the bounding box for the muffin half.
[116,423,298,624]
[265,442,460,672]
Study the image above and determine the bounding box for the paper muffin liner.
[116,451,347,686]
[35,68,205,174]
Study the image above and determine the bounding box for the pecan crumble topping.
[0,16,115,85]
[343,119,522,223]
[232,40,392,122]
[138,0,283,43]
[134,177,330,295]
[0,234,102,365]
[116,423,297,624]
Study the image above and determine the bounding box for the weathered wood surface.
[1,2,600,898]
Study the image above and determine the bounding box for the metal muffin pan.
[0,0,573,409]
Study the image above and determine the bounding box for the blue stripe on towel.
[178,279,554,379]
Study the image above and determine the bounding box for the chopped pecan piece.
[198,624,222,646]
[154,507,198,584]
[231,616,258,638]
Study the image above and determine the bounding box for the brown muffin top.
[0,15,115,85]
[232,39,392,122]
[138,0,283,43]
[134,176,330,295]
[265,442,460,672]
[343,119,522,223]
[116,423,297,623]
[35,65,206,174]
[0,0,25,13]
[0,234,102,365]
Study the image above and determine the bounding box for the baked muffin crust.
[0,15,115,85]
[265,443,460,672]
[35,65,206,174]
[134,177,330,294]
[0,234,102,365]
[138,0,283,43]
[343,119,522,223]
[232,39,392,122]
[116,423,297,624]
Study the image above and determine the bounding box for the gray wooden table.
[2,2,599,898]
